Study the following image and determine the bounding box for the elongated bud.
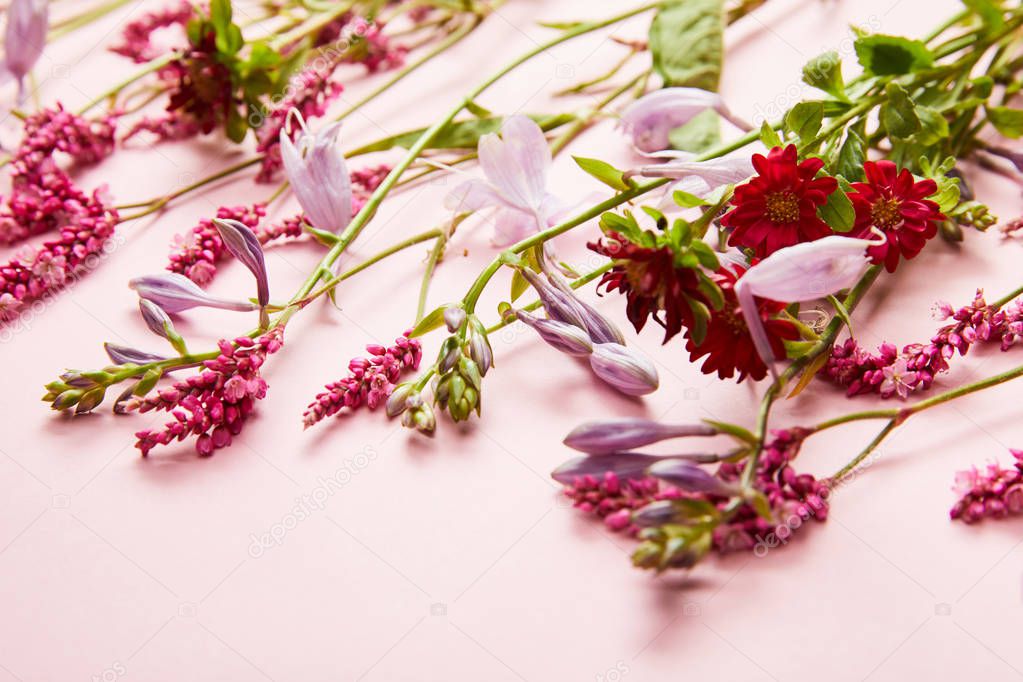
[563,418,718,454]
[632,500,684,528]
[213,218,270,327]
[467,317,493,376]
[5,0,48,97]
[401,397,435,435]
[280,112,352,232]
[551,453,663,485]
[620,87,750,153]
[546,272,625,345]
[138,300,187,354]
[648,460,737,496]
[130,273,256,314]
[386,383,415,418]
[736,235,872,371]
[104,343,167,366]
[517,311,593,356]
[518,268,587,329]
[588,343,659,396]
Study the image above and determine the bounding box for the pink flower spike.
[280,112,352,233]
[445,115,561,246]
[619,87,750,153]
[879,357,917,399]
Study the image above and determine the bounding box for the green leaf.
[346,114,574,155]
[802,51,847,100]
[510,270,529,302]
[410,306,448,337]
[225,107,248,143]
[701,419,757,445]
[854,32,933,76]
[784,101,824,142]
[649,0,724,91]
[818,181,855,232]
[835,129,866,181]
[210,0,232,32]
[759,121,783,148]
[689,240,721,271]
[880,82,921,139]
[667,108,720,153]
[827,295,854,334]
[673,190,711,208]
[573,156,631,191]
[963,0,1004,31]
[986,106,1023,138]
[913,105,950,145]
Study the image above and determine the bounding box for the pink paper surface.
[2,1,1023,680]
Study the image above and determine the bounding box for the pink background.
[3,0,1023,680]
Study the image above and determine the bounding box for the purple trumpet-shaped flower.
[551,453,664,485]
[4,0,48,101]
[619,87,750,153]
[544,269,625,345]
[564,418,717,454]
[516,311,594,356]
[647,459,737,496]
[129,273,257,314]
[138,299,187,354]
[638,152,756,208]
[735,235,875,373]
[280,111,352,232]
[213,218,270,327]
[104,343,168,366]
[445,115,567,246]
[588,343,659,396]
[518,268,588,329]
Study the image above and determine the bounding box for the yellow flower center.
[764,192,800,224]
[871,198,903,230]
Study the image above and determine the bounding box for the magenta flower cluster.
[563,473,679,533]
[303,331,423,428]
[108,0,193,64]
[950,450,1023,523]
[130,329,284,457]
[825,290,1023,398]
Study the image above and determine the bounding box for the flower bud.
[138,299,187,354]
[563,418,718,454]
[467,318,493,376]
[386,383,415,417]
[4,0,48,98]
[280,113,352,232]
[588,343,659,396]
[130,273,256,314]
[547,272,625,345]
[647,459,737,496]
[444,306,467,332]
[213,218,270,326]
[104,343,168,366]
[551,453,663,485]
[517,311,593,356]
[518,268,587,329]
[632,500,684,528]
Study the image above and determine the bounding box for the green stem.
[78,53,178,116]
[47,0,136,41]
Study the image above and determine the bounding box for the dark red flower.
[848,160,944,272]
[685,267,800,382]
[722,145,838,258]
[589,232,706,343]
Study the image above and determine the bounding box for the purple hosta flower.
[648,459,738,496]
[879,357,918,399]
[516,311,593,356]
[544,268,625,345]
[951,450,1023,523]
[552,453,665,485]
[104,343,167,366]
[212,219,270,327]
[130,273,256,314]
[4,0,48,100]
[564,418,718,454]
[138,299,187,354]
[736,235,873,373]
[588,343,659,396]
[280,111,352,233]
[619,87,749,153]
[445,115,565,247]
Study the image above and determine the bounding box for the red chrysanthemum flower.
[589,232,707,343]
[685,267,800,382]
[848,160,944,273]
[722,145,838,258]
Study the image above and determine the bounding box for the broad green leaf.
[835,129,866,181]
[880,82,921,139]
[759,120,783,148]
[347,114,574,156]
[854,32,933,76]
[668,108,720,152]
[802,51,847,100]
[963,0,1005,30]
[510,270,529,302]
[673,190,712,208]
[784,101,824,142]
[914,105,950,145]
[573,156,631,191]
[818,181,856,232]
[410,306,448,337]
[649,0,724,91]
[986,106,1023,138]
